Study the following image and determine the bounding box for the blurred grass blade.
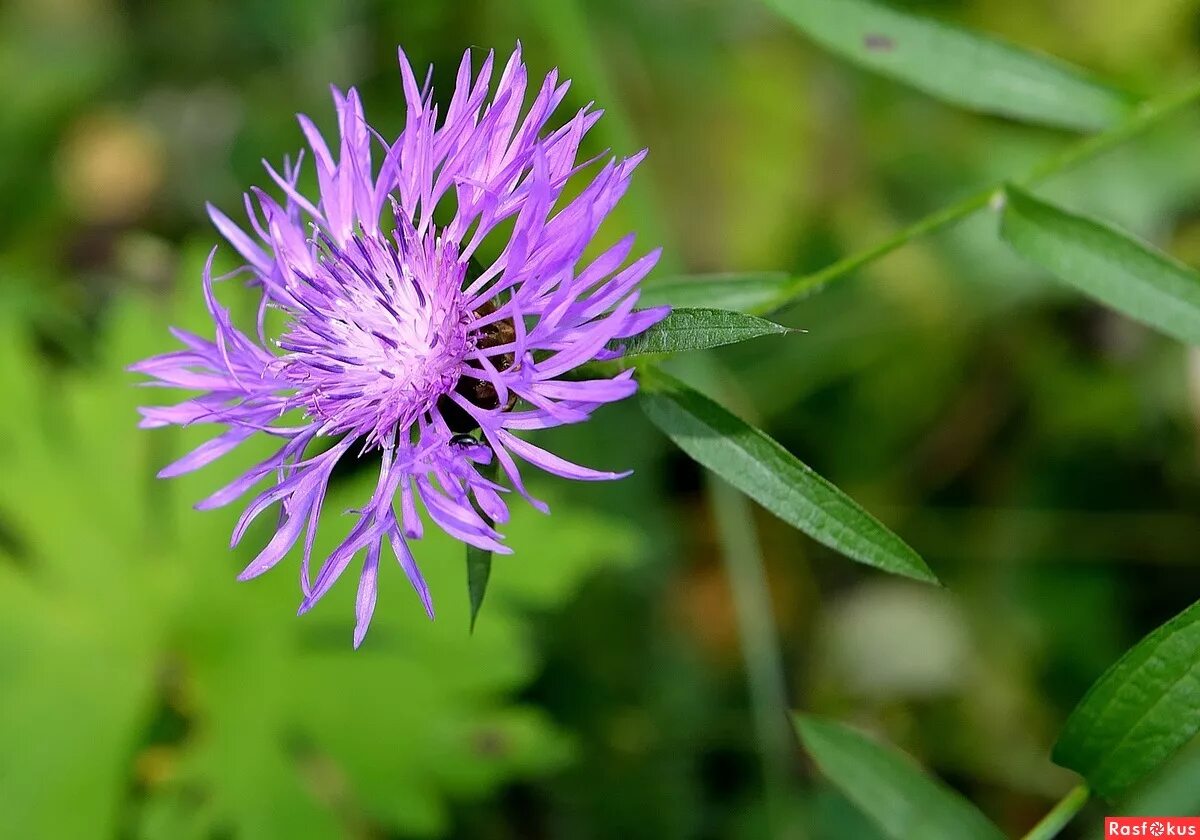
[617,308,791,358]
[1001,186,1200,345]
[795,716,1006,840]
[1054,599,1200,799]
[640,370,936,583]
[467,459,499,632]
[764,0,1132,132]
[639,273,792,313]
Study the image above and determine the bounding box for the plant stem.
[769,76,1200,311]
[539,8,789,822]
[679,353,792,836]
[1021,784,1090,840]
[777,188,995,305]
[709,478,793,835]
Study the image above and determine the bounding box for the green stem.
[1020,784,1090,840]
[769,76,1200,310]
[709,478,792,835]
[777,188,994,304]
[530,8,785,819]
[679,353,792,836]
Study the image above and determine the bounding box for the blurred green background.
[4,0,1200,837]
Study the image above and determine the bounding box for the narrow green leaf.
[795,716,1006,840]
[616,307,791,358]
[1001,186,1200,345]
[1053,599,1200,799]
[466,545,491,633]
[467,459,499,632]
[764,0,1132,132]
[639,272,792,313]
[640,370,936,583]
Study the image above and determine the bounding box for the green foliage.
[466,460,498,633]
[465,541,492,632]
[616,307,791,358]
[1001,185,1200,345]
[639,369,936,583]
[1092,739,1200,834]
[9,0,1200,836]
[639,273,792,314]
[1054,599,1200,800]
[794,716,1006,840]
[0,286,639,838]
[762,0,1133,131]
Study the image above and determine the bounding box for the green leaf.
[639,370,936,583]
[467,459,499,632]
[0,263,640,839]
[1000,186,1200,345]
[763,0,1132,132]
[1090,739,1200,837]
[616,307,791,358]
[1053,598,1200,800]
[639,272,791,313]
[795,716,1006,840]
[467,544,493,632]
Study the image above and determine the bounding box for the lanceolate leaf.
[1054,598,1200,799]
[640,370,936,583]
[764,0,1132,132]
[639,272,792,314]
[466,543,492,632]
[617,307,791,358]
[1001,186,1200,345]
[467,458,499,632]
[795,716,1006,840]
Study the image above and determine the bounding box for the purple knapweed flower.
[132,45,666,646]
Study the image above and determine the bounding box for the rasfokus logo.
[1106,818,1200,837]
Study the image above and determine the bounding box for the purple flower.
[132,45,666,646]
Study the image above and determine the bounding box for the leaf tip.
[907,561,943,587]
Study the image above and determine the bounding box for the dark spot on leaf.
[864,33,895,52]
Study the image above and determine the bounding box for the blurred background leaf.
[795,715,1005,840]
[4,0,1200,837]
[0,272,637,838]
[1002,186,1200,346]
[762,0,1135,131]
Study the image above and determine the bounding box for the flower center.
[278,228,471,445]
[438,299,518,434]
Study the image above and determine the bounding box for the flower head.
[132,45,666,646]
